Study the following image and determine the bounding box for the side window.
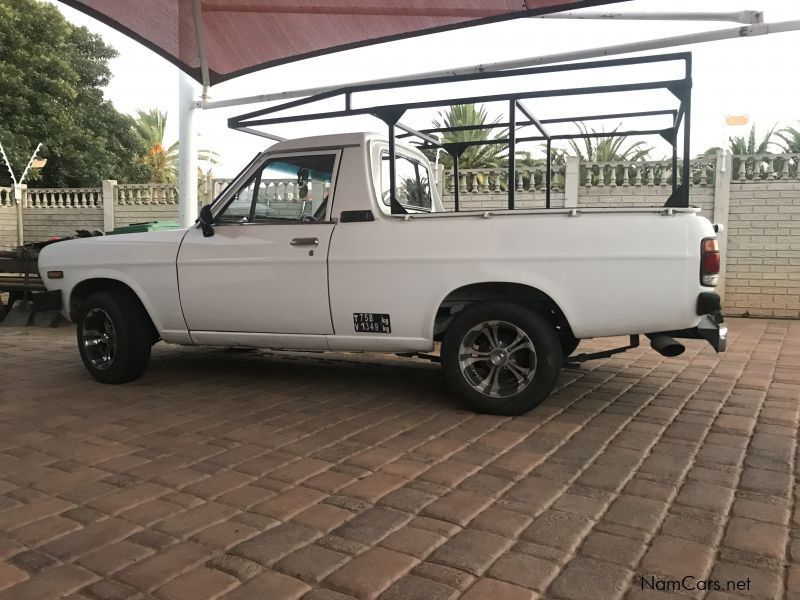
[380,153,432,213]
[216,153,336,223]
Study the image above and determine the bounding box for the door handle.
[290,237,319,246]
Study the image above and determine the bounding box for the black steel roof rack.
[229,52,693,214]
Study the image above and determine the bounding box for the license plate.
[353,313,391,333]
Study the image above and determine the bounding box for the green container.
[105,220,180,235]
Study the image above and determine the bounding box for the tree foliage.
[429,104,509,169]
[0,0,147,187]
[132,108,219,184]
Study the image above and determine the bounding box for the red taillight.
[701,238,720,286]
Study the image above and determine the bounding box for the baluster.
[634,164,643,187]
[699,164,708,186]
[738,158,747,181]
[584,164,593,188]
[516,169,523,192]
[622,164,630,187]
[596,164,605,187]
[608,165,617,188]
[56,191,63,207]
[781,156,791,180]
[766,156,775,180]
[459,172,467,193]
[493,171,501,193]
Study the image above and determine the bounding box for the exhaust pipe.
[646,334,685,357]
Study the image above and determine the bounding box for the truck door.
[177,151,339,335]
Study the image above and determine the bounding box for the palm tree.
[132,108,219,184]
[705,124,778,180]
[776,122,800,153]
[430,103,508,167]
[565,122,653,186]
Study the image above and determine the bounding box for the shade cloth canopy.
[59,0,624,85]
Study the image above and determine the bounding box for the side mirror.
[198,204,215,238]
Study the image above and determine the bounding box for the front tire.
[441,301,562,415]
[77,290,152,384]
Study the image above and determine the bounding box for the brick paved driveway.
[0,317,798,600]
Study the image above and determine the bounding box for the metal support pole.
[179,72,200,228]
[388,124,399,215]
[545,140,552,209]
[14,184,23,246]
[682,60,693,206]
[453,154,460,213]
[508,100,516,210]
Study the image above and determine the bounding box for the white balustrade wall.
[0,153,798,318]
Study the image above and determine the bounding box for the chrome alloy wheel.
[458,320,538,398]
[82,307,117,370]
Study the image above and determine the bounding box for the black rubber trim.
[340,210,375,223]
[697,292,722,316]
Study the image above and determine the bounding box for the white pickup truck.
[38,132,726,414]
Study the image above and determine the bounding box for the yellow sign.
[725,114,749,126]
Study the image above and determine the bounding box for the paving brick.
[88,482,168,516]
[77,540,153,575]
[488,551,559,591]
[722,517,787,560]
[338,473,406,503]
[0,563,27,592]
[579,532,647,568]
[84,579,140,600]
[157,566,238,600]
[675,481,735,514]
[116,541,213,592]
[154,501,239,539]
[207,554,262,581]
[428,529,513,576]
[274,544,349,583]
[10,514,81,547]
[0,497,74,531]
[548,557,632,600]
[418,461,480,487]
[325,547,418,599]
[521,509,593,552]
[641,535,716,578]
[192,521,259,549]
[468,507,531,538]
[379,574,458,600]
[379,527,446,558]
[461,578,535,600]
[231,523,320,566]
[411,562,475,591]
[291,503,354,533]
[251,486,327,520]
[8,549,58,574]
[603,495,668,533]
[44,518,140,560]
[0,565,96,600]
[421,490,493,526]
[333,506,411,545]
[221,569,309,600]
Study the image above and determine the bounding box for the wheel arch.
[433,281,574,342]
[70,278,159,342]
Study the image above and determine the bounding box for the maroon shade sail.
[59,0,626,85]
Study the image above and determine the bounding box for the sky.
[49,0,800,177]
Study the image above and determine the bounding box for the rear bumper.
[648,292,727,353]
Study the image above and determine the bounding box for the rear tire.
[441,301,562,415]
[76,290,152,384]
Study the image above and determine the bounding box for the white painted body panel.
[39,132,717,354]
[37,229,191,344]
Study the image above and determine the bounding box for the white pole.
[178,71,199,228]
